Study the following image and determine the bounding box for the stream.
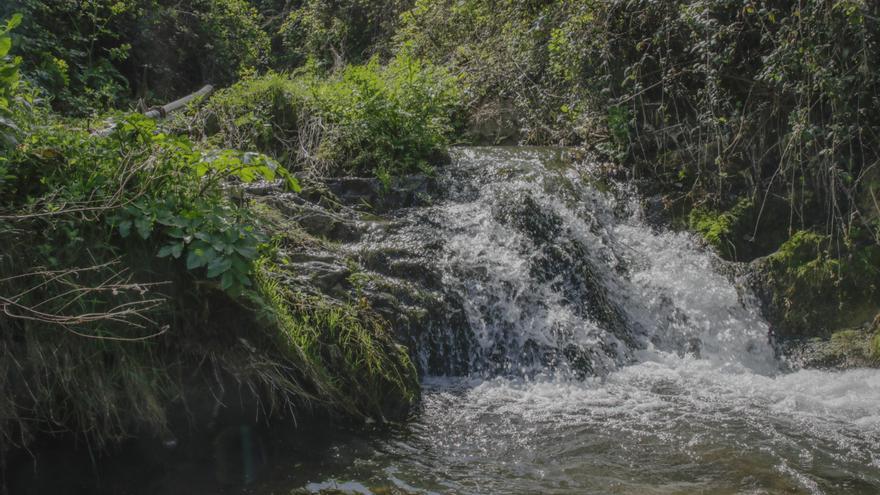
[277,147,880,495]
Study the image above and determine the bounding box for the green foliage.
[688,198,753,259]
[0,14,21,113]
[2,0,271,112]
[395,0,572,144]
[873,331,880,361]
[308,54,461,177]
[604,105,630,158]
[199,53,462,179]
[3,0,135,111]
[278,0,410,69]
[0,13,22,150]
[392,0,880,255]
[191,0,271,83]
[0,102,416,454]
[3,112,292,295]
[546,0,880,246]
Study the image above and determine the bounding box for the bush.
[547,0,880,249]
[395,0,574,144]
[278,0,411,69]
[0,13,22,150]
[197,53,462,180]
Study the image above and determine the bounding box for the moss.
[764,231,880,338]
[688,198,755,260]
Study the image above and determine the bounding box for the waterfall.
[359,147,777,378]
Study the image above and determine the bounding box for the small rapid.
[291,147,880,494]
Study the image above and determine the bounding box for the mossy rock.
[753,231,880,340]
[786,325,880,369]
[688,196,791,261]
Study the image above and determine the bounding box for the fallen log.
[91,85,214,136]
[144,84,214,119]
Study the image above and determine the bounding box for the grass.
[252,259,418,420]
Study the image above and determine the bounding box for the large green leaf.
[220,271,235,290]
[118,220,132,238]
[4,13,22,32]
[185,243,216,269]
[206,256,233,278]
[134,217,153,239]
[0,36,10,58]
[157,242,184,259]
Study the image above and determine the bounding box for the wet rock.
[240,179,285,196]
[642,194,670,228]
[781,328,880,369]
[497,193,633,347]
[465,99,523,145]
[281,202,364,242]
[323,174,438,212]
[293,260,351,297]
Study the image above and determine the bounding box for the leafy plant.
[2,0,271,112]
[0,13,21,147]
[95,116,299,295]
[278,0,409,69]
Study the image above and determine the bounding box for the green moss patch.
[763,231,880,338]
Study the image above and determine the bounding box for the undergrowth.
[188,53,462,182]
[0,28,419,459]
[251,259,417,419]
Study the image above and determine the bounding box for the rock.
[323,174,438,212]
[296,260,351,296]
[267,195,365,242]
[782,328,880,369]
[465,99,523,145]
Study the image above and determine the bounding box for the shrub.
[0,107,415,453]
[3,109,298,299]
[278,0,410,69]
[0,13,22,149]
[395,0,573,144]
[547,0,880,249]
[198,53,462,180]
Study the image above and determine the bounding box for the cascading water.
[290,148,880,494]
[357,147,779,378]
